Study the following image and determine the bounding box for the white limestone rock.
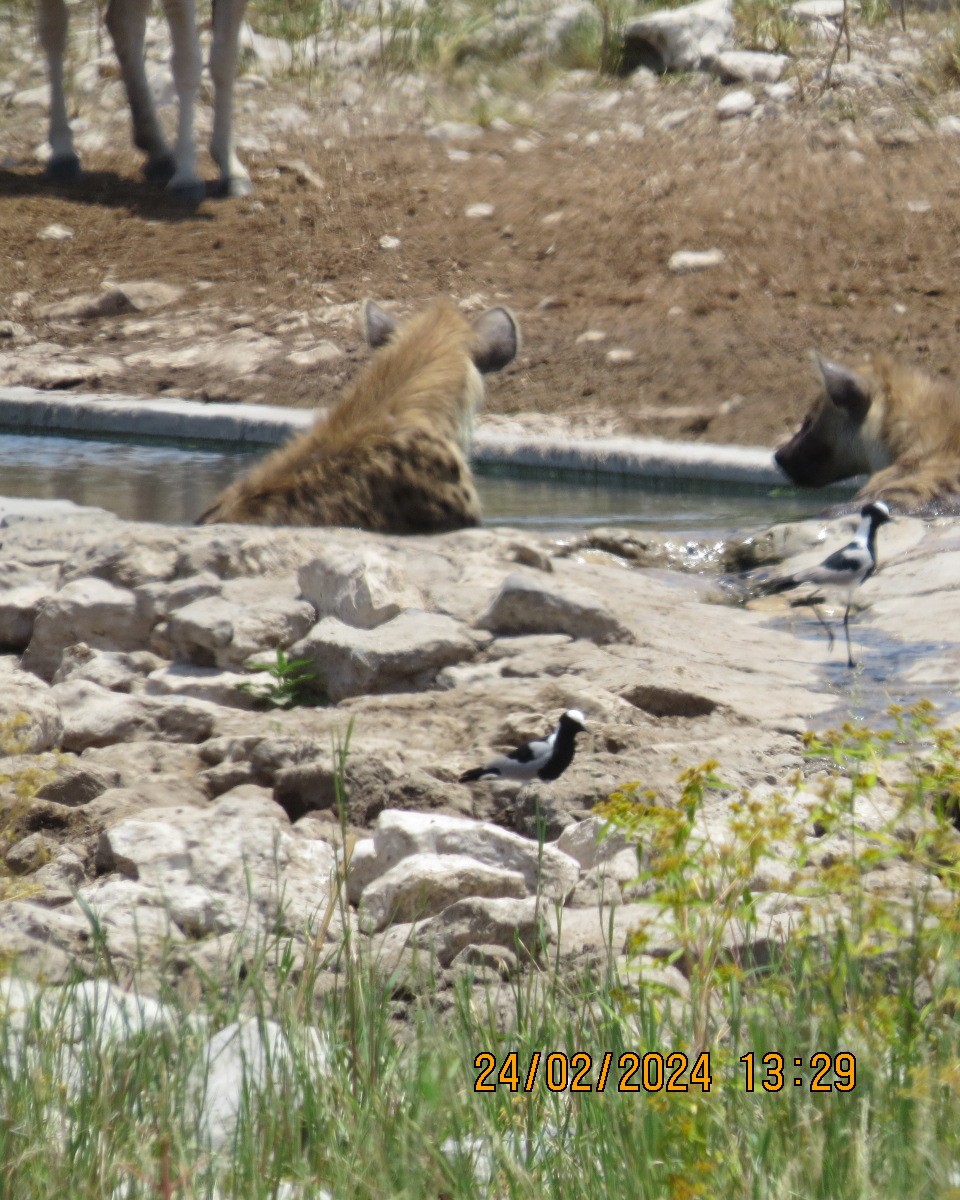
[556,815,630,869]
[358,852,528,932]
[624,0,734,73]
[52,644,163,692]
[365,810,581,903]
[477,572,633,644]
[668,248,726,273]
[158,587,315,668]
[190,1018,332,1152]
[298,546,422,629]
[291,611,482,702]
[23,577,152,678]
[714,50,788,84]
[145,663,269,709]
[716,89,757,119]
[95,787,340,939]
[0,583,53,651]
[50,679,217,751]
[135,572,223,624]
[0,667,63,753]
[414,895,555,967]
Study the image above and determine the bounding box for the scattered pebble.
[38,223,74,241]
[378,234,401,250]
[464,203,495,219]
[607,348,635,365]
[668,248,726,274]
[716,90,756,120]
[575,330,607,345]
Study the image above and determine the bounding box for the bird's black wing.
[506,737,549,764]
[819,543,867,573]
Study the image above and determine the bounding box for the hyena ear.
[814,354,872,422]
[470,307,520,374]
[362,300,400,349]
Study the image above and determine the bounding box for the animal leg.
[158,0,205,204]
[843,602,856,669]
[105,0,175,183]
[810,602,836,654]
[37,0,80,180]
[208,0,253,197]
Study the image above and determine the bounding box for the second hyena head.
[774,356,890,488]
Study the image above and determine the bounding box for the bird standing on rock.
[459,710,587,784]
[768,500,892,668]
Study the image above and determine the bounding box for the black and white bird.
[458,710,587,784]
[769,500,892,668]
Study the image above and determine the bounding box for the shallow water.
[0,434,846,532]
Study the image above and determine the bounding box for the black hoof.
[143,153,177,185]
[44,154,82,183]
[164,179,207,206]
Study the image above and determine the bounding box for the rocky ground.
[4,2,960,447]
[2,5,960,1178]
[0,495,955,997]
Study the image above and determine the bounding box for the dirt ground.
[4,27,960,449]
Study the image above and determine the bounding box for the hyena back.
[774,353,960,513]
[198,299,518,532]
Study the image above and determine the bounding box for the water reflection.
[0,433,841,532]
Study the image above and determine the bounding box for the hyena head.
[362,299,519,448]
[774,356,885,488]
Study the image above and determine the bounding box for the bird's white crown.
[564,709,586,726]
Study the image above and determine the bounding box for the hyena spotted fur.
[198,299,519,532]
[775,353,960,514]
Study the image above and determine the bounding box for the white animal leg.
[37,0,80,180]
[209,0,253,196]
[158,0,205,203]
[105,0,175,183]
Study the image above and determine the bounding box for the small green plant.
[238,648,327,709]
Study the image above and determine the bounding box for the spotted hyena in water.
[198,299,519,532]
[774,354,960,514]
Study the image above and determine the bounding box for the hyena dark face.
[774,357,883,488]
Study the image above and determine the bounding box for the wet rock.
[477,572,633,644]
[291,611,482,702]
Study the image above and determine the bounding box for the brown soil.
[3,51,960,449]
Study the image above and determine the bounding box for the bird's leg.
[811,602,835,653]
[843,602,856,669]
